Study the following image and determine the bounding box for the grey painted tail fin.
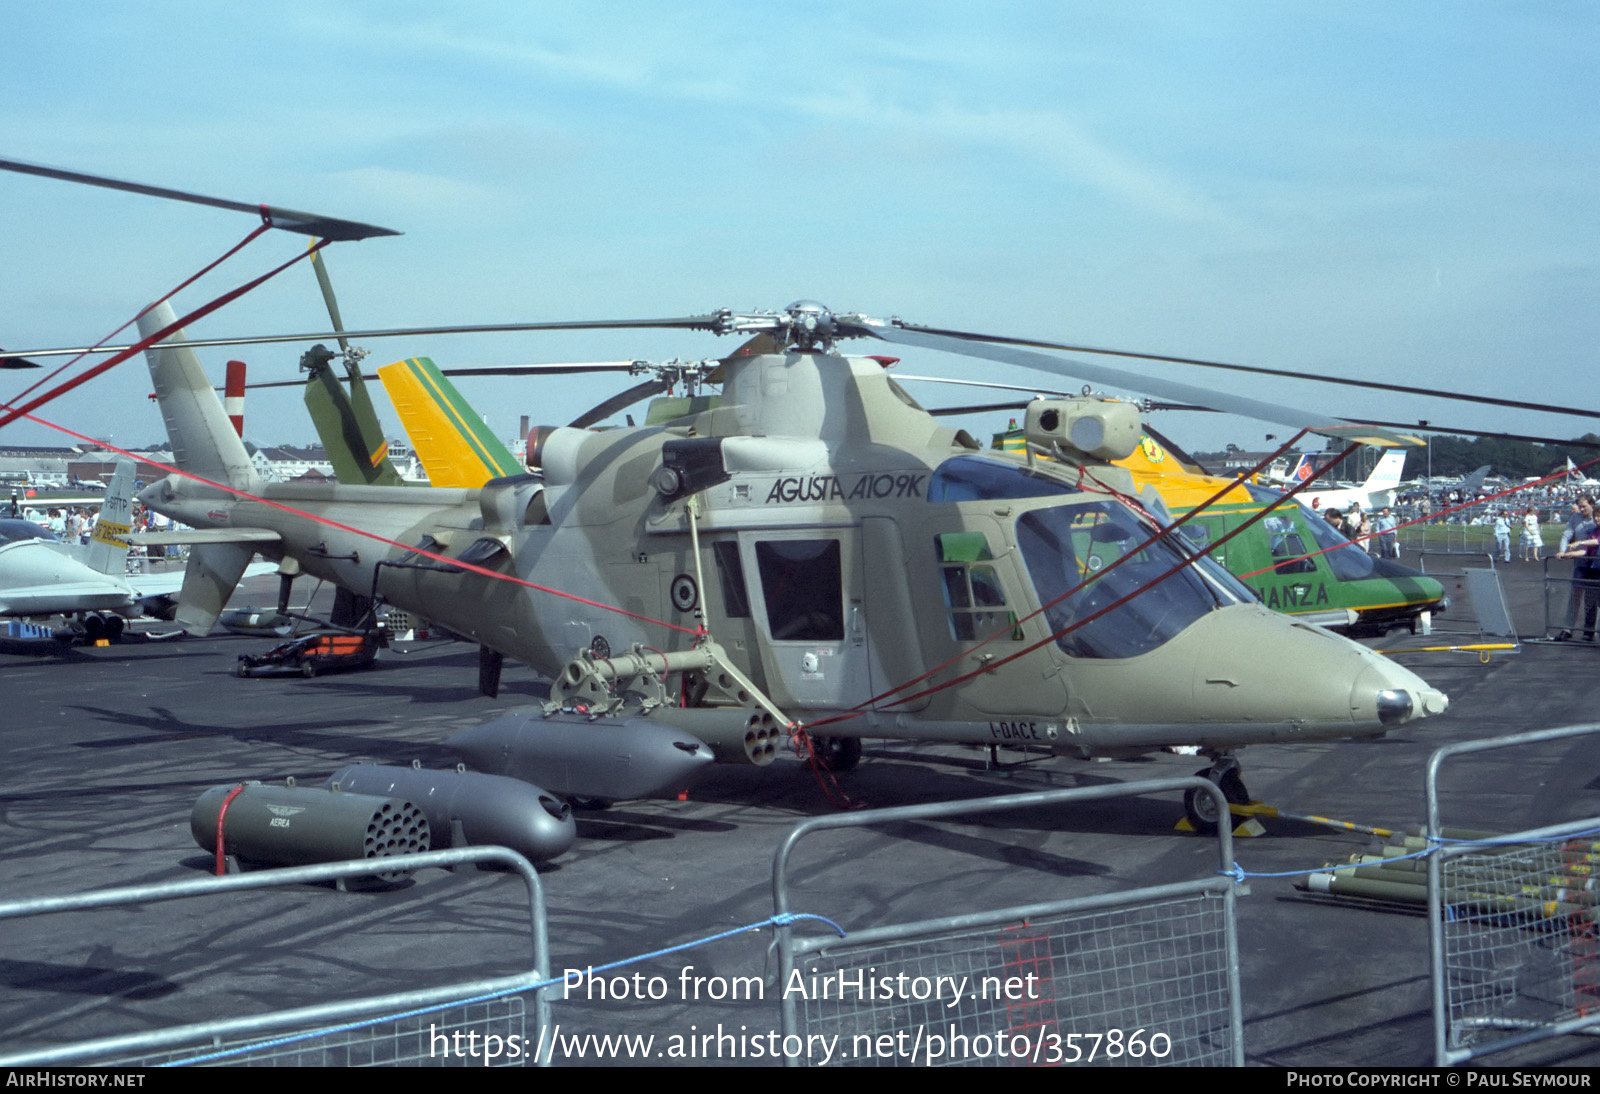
[138,301,260,493]
[139,301,264,635]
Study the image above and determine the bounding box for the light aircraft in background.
[1280,450,1407,513]
[0,458,180,640]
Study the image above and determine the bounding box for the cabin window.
[0,519,57,545]
[1177,521,1213,553]
[711,540,751,618]
[754,539,842,640]
[936,532,1020,641]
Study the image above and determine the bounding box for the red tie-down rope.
[3,225,272,411]
[0,229,314,431]
[17,408,701,638]
[214,784,246,877]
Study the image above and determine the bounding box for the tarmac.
[2,550,1599,1067]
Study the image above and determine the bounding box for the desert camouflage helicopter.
[0,158,1456,830]
[124,295,1453,831]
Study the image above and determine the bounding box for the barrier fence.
[1537,557,1600,644]
[0,846,551,1068]
[771,777,1244,1066]
[1428,723,1600,1066]
[1415,550,1516,643]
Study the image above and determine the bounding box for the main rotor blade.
[1339,417,1600,450]
[240,361,643,391]
[0,156,400,241]
[309,249,350,353]
[1,316,723,359]
[894,320,1600,421]
[568,379,671,428]
[855,320,1423,448]
[892,374,1076,398]
[0,347,41,370]
[928,400,1031,417]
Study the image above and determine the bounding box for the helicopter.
[1114,434,1445,634]
[270,302,1450,644]
[126,296,1450,831]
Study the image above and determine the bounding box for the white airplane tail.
[137,301,260,493]
[84,457,135,576]
[1363,450,1406,491]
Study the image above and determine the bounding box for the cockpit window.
[928,456,1080,503]
[0,519,58,546]
[1017,502,1217,659]
[1246,485,1376,581]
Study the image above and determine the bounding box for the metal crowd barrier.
[1536,557,1600,644]
[1416,550,1516,642]
[772,777,1244,1067]
[0,846,551,1067]
[1427,724,1600,1066]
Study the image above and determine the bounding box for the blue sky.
[2,2,1596,463]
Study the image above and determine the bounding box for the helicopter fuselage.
[139,336,1448,760]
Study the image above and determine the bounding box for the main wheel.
[301,660,318,678]
[1183,766,1249,833]
[812,735,863,772]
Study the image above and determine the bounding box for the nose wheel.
[1183,757,1250,834]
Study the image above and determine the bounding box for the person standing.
[1557,495,1598,641]
[1493,510,1511,563]
[1348,504,1369,553]
[1375,506,1399,559]
[1522,508,1542,562]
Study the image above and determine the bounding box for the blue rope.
[163,911,845,1067]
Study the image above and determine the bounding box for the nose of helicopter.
[1177,604,1448,736]
[1349,657,1450,727]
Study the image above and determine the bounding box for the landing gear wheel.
[1184,765,1249,834]
[812,735,863,772]
[301,660,318,678]
[235,660,250,678]
[82,614,105,642]
[104,615,124,642]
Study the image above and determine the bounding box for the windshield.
[1017,501,1221,659]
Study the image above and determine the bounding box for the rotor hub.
[784,300,837,352]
